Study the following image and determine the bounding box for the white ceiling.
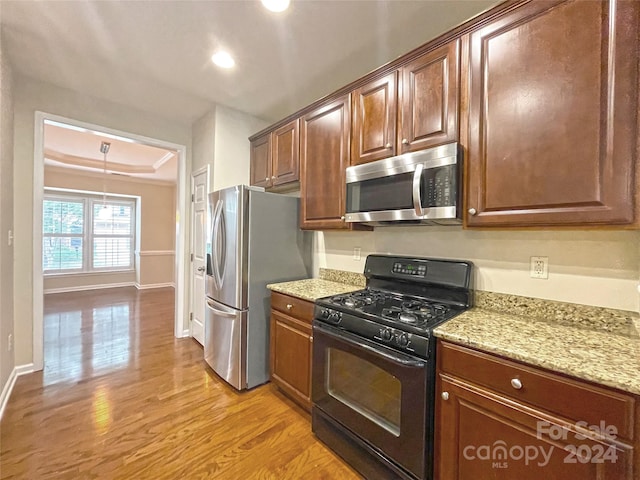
[44,122,178,183]
[1,0,500,125]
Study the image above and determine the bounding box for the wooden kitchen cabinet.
[270,292,315,411]
[300,94,352,230]
[351,39,459,166]
[398,39,460,154]
[465,0,640,227]
[250,119,300,190]
[434,340,637,479]
[351,72,397,165]
[249,133,271,189]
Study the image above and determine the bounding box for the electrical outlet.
[8,333,12,352]
[530,256,549,279]
[353,247,361,261]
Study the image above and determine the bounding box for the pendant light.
[100,141,111,209]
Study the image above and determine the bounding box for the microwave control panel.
[423,164,456,207]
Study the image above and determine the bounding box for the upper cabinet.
[300,95,352,230]
[249,133,271,189]
[465,0,639,227]
[350,39,460,166]
[351,72,397,165]
[250,119,300,191]
[399,40,460,154]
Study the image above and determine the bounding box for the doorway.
[32,111,189,371]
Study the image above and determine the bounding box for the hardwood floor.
[0,287,361,479]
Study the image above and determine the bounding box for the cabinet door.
[272,119,300,187]
[250,133,271,188]
[398,39,459,154]
[466,0,639,227]
[351,72,397,165]
[300,94,351,230]
[270,310,312,411]
[435,376,632,480]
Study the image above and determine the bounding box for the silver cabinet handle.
[197,266,205,273]
[511,378,523,390]
[402,138,409,145]
[385,143,392,149]
[265,177,269,181]
[340,215,345,221]
[468,208,477,216]
[441,391,449,401]
[286,304,293,310]
[271,176,276,180]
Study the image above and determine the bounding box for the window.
[43,193,136,274]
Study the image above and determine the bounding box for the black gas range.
[311,255,473,480]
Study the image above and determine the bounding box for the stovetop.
[313,255,473,359]
[324,288,463,333]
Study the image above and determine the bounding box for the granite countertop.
[267,278,362,302]
[434,292,640,396]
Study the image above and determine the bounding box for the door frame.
[190,164,209,342]
[32,111,189,371]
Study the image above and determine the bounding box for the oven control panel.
[379,327,411,348]
[314,305,431,359]
[392,261,426,277]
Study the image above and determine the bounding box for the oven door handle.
[313,323,426,368]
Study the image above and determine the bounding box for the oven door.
[312,322,429,479]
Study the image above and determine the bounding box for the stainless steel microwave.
[345,142,462,226]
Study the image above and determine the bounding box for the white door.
[190,167,208,345]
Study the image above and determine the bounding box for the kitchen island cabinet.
[269,291,314,411]
[465,0,639,227]
[435,340,637,479]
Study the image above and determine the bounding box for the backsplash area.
[312,228,640,312]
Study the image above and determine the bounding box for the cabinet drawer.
[271,292,314,322]
[438,341,635,441]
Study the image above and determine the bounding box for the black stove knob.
[397,333,410,347]
[380,328,393,341]
[328,312,341,323]
[320,309,330,319]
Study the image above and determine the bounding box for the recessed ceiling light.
[211,51,235,69]
[261,0,290,13]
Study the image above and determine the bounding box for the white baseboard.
[0,363,35,420]
[135,282,176,290]
[44,282,135,294]
[181,329,191,338]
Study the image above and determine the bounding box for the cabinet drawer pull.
[286,304,293,310]
[271,176,276,180]
[265,177,269,181]
[511,378,523,390]
[468,208,477,216]
[441,391,449,401]
[385,143,392,149]
[401,138,409,145]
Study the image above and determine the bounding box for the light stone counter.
[267,279,362,302]
[434,292,640,396]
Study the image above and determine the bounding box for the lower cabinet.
[270,292,314,411]
[435,340,637,479]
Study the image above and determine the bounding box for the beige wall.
[192,105,267,193]
[314,228,640,312]
[213,105,268,192]
[0,30,15,393]
[44,167,176,291]
[13,75,192,366]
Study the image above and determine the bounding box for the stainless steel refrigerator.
[205,185,310,390]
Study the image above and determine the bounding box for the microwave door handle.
[412,163,424,217]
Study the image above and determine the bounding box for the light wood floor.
[0,287,361,479]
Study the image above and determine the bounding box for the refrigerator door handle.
[206,298,237,318]
[212,199,225,289]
